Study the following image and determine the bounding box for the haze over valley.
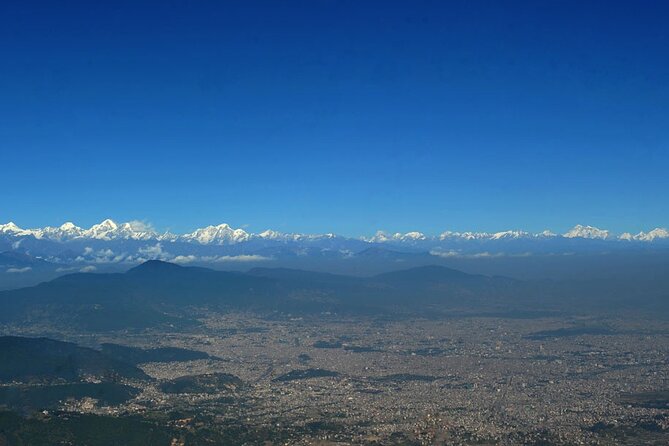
[2,0,668,444]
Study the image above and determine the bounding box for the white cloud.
[126,220,156,232]
[55,267,78,272]
[6,267,32,273]
[208,254,272,263]
[166,254,271,264]
[137,243,171,260]
[469,252,504,258]
[80,265,97,272]
[430,249,531,259]
[172,255,197,264]
[429,249,460,258]
[78,248,129,264]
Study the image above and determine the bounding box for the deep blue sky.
[2,1,668,236]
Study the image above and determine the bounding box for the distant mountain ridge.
[2,220,668,289]
[0,261,529,331]
[2,219,667,245]
[2,260,666,333]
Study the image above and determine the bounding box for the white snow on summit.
[403,231,427,241]
[619,228,669,242]
[490,230,531,240]
[180,223,250,245]
[1,220,667,246]
[256,229,325,242]
[77,219,158,241]
[258,229,284,240]
[367,231,426,243]
[0,219,159,241]
[33,222,86,241]
[0,222,26,235]
[563,224,610,240]
[439,231,491,241]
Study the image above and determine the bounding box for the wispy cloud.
[77,248,128,264]
[6,267,32,273]
[209,254,271,263]
[173,254,271,264]
[137,243,171,260]
[56,267,78,272]
[430,249,532,259]
[172,255,197,264]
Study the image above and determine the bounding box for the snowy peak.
[619,228,669,242]
[258,229,283,239]
[82,219,158,241]
[366,231,392,243]
[439,231,491,241]
[635,228,669,241]
[403,231,427,241]
[563,225,610,240]
[257,230,306,242]
[491,230,557,240]
[490,230,530,240]
[0,222,25,235]
[60,222,77,230]
[1,220,668,247]
[181,223,250,245]
[34,222,86,241]
[0,219,159,241]
[115,221,159,240]
[86,219,119,239]
[368,231,426,243]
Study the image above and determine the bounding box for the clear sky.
[1,1,668,236]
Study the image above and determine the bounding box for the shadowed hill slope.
[0,336,148,383]
[1,261,666,332]
[0,261,522,330]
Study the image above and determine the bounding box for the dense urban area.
[2,308,667,445]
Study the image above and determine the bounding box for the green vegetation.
[0,410,320,446]
[0,337,148,383]
[100,343,211,365]
[0,383,140,411]
[0,411,177,446]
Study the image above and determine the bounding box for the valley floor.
[2,310,668,445]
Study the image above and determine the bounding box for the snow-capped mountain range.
[1,220,667,245]
[1,218,668,277]
[0,219,164,242]
[0,220,344,245]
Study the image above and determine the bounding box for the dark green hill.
[363,265,520,305]
[247,267,363,286]
[100,343,212,365]
[0,411,178,446]
[0,383,140,411]
[51,260,277,305]
[0,336,149,383]
[0,261,278,330]
[0,261,529,331]
[374,264,480,282]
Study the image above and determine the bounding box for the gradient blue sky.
[2,1,668,236]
